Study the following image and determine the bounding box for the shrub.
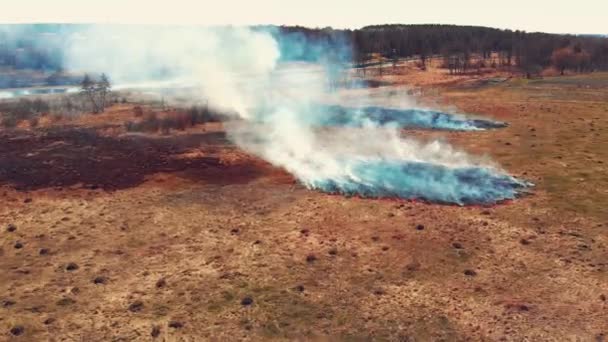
[51,113,63,122]
[157,113,188,133]
[123,105,230,134]
[133,106,144,117]
[32,98,50,114]
[0,98,51,122]
[186,105,225,125]
[124,121,135,132]
[1,115,18,128]
[174,113,189,131]
[12,99,34,119]
[160,119,171,135]
[29,117,39,128]
[188,106,200,125]
[140,113,160,132]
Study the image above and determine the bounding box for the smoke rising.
[60,25,529,204]
[297,105,507,130]
[64,25,280,116]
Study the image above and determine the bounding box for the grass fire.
[0,5,607,341]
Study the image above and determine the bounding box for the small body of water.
[0,86,79,99]
[0,79,199,100]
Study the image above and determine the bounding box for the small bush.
[123,105,229,134]
[12,99,34,119]
[0,98,51,122]
[160,119,171,135]
[174,113,189,131]
[140,113,160,132]
[133,106,144,117]
[471,60,486,69]
[187,105,225,125]
[124,113,165,133]
[32,98,50,113]
[51,113,63,122]
[188,106,200,125]
[158,113,189,133]
[1,115,18,128]
[124,121,135,132]
[29,117,39,128]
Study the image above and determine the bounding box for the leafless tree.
[80,74,100,113]
[80,73,111,113]
[97,73,111,111]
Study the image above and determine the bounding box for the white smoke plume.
[65,25,279,117]
[62,25,528,204]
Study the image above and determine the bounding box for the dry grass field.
[1,70,607,341]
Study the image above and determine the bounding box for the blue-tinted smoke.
[0,24,353,88]
[261,26,353,64]
[0,25,67,72]
[302,104,507,130]
[0,24,531,205]
[307,160,530,205]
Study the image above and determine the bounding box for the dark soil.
[0,127,266,191]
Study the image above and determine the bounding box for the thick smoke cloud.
[0,25,66,71]
[60,25,529,205]
[64,25,279,116]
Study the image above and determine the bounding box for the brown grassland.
[1,67,607,341]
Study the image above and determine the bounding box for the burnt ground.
[0,127,272,191]
[1,73,607,341]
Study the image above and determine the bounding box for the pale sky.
[0,0,606,34]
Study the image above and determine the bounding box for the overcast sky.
[1,0,605,34]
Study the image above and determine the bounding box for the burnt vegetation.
[0,91,231,131]
[0,98,49,127]
[124,105,227,134]
[0,93,109,128]
[0,126,270,190]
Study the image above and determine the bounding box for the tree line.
[270,24,608,76]
[1,24,607,82]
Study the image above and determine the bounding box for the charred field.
[1,73,607,341]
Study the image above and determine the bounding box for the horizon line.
[0,22,604,37]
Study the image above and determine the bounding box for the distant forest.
[272,24,608,76]
[1,24,607,87]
